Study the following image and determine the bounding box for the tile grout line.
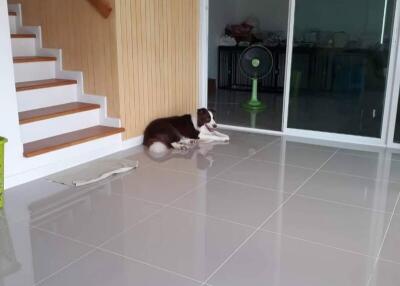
[202,149,339,285]
[33,178,212,286]
[294,193,394,215]
[33,222,203,285]
[318,168,400,185]
[34,190,388,275]
[168,205,389,261]
[244,157,322,171]
[209,138,282,179]
[318,169,400,186]
[259,229,380,260]
[366,190,400,286]
[34,248,98,286]
[98,247,204,284]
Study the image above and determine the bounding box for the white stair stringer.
[14,61,56,82]
[9,14,17,33]
[5,3,129,188]
[20,109,101,143]
[17,84,78,112]
[7,133,125,188]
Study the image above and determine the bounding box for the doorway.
[201,0,400,146]
[206,0,289,131]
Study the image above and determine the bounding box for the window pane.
[288,0,396,138]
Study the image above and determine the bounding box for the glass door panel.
[395,99,400,143]
[288,0,396,137]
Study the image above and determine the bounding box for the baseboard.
[5,135,144,189]
[120,135,144,150]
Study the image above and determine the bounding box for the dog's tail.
[149,142,168,154]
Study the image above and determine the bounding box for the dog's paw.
[172,142,189,151]
[189,139,199,145]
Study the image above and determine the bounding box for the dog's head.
[197,108,217,132]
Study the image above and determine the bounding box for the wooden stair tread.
[23,126,125,157]
[19,102,101,125]
[16,79,78,92]
[9,11,17,16]
[11,33,36,38]
[14,56,57,63]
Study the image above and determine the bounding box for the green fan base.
[241,78,266,111]
[241,100,266,111]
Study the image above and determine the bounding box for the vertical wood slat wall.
[8,0,120,118]
[115,0,199,138]
[8,0,199,139]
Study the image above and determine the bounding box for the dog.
[143,108,229,154]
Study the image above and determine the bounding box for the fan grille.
[239,45,274,80]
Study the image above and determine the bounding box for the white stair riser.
[11,38,36,56]
[9,16,17,33]
[17,85,78,112]
[20,109,101,143]
[14,61,56,83]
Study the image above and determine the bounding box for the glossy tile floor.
[2,130,400,286]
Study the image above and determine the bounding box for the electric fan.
[239,45,274,110]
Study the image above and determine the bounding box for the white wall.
[0,0,24,183]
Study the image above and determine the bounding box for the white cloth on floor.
[48,159,138,187]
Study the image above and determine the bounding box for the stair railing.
[86,0,112,19]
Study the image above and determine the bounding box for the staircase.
[8,4,125,160]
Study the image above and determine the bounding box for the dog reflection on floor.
[145,140,229,170]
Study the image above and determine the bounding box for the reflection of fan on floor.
[239,45,274,111]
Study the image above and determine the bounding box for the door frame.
[387,9,400,149]
[199,0,400,147]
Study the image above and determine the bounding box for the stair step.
[14,56,57,63]
[19,102,101,125]
[16,79,78,92]
[23,126,125,157]
[9,11,17,16]
[11,33,36,38]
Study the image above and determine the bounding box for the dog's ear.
[197,108,211,127]
[197,108,208,115]
[208,108,216,121]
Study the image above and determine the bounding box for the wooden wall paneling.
[10,0,200,138]
[8,0,121,118]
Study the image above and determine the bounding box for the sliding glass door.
[288,0,396,138]
[395,100,400,143]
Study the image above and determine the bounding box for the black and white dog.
[143,108,229,153]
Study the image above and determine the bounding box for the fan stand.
[241,78,266,111]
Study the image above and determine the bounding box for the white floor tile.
[208,230,375,286]
[298,171,400,212]
[153,152,241,178]
[369,260,400,286]
[262,195,390,256]
[102,207,253,281]
[0,219,93,286]
[322,153,400,182]
[380,215,400,263]
[172,179,288,226]
[110,165,207,204]
[34,186,162,246]
[38,250,201,286]
[218,159,314,193]
[249,141,336,169]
